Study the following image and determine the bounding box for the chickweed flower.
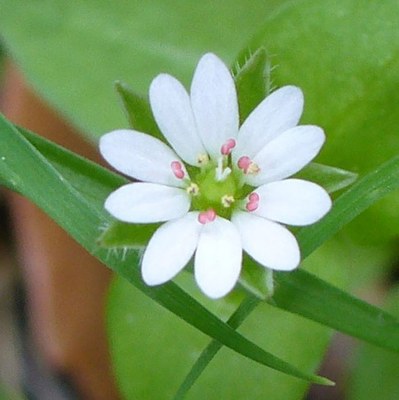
[100,53,331,299]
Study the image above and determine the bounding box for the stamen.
[237,156,260,175]
[220,138,236,156]
[198,209,217,224]
[186,183,200,196]
[171,161,185,179]
[197,153,210,165]
[247,162,260,175]
[215,158,232,181]
[221,195,235,208]
[246,192,259,212]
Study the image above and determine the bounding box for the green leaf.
[115,81,163,140]
[295,162,358,194]
[241,0,399,244]
[0,0,286,138]
[347,287,399,400]
[0,116,329,385]
[234,47,272,122]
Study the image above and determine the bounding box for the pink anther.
[198,209,217,224]
[249,192,259,202]
[221,138,236,156]
[237,156,252,173]
[246,192,260,212]
[237,156,260,175]
[171,161,185,179]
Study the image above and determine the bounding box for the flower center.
[199,165,236,203]
[183,140,260,220]
[188,160,239,218]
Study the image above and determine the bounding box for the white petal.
[234,86,303,161]
[100,129,187,187]
[191,53,239,160]
[232,211,300,271]
[150,74,207,166]
[252,179,332,226]
[142,212,201,285]
[105,183,190,223]
[246,125,325,186]
[194,217,242,299]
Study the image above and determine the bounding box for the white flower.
[100,53,332,299]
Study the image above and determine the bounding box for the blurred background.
[1,1,399,399]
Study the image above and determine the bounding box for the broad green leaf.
[234,47,272,122]
[0,116,329,384]
[0,0,285,138]
[242,0,399,244]
[347,287,399,400]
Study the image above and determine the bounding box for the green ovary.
[192,167,239,217]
